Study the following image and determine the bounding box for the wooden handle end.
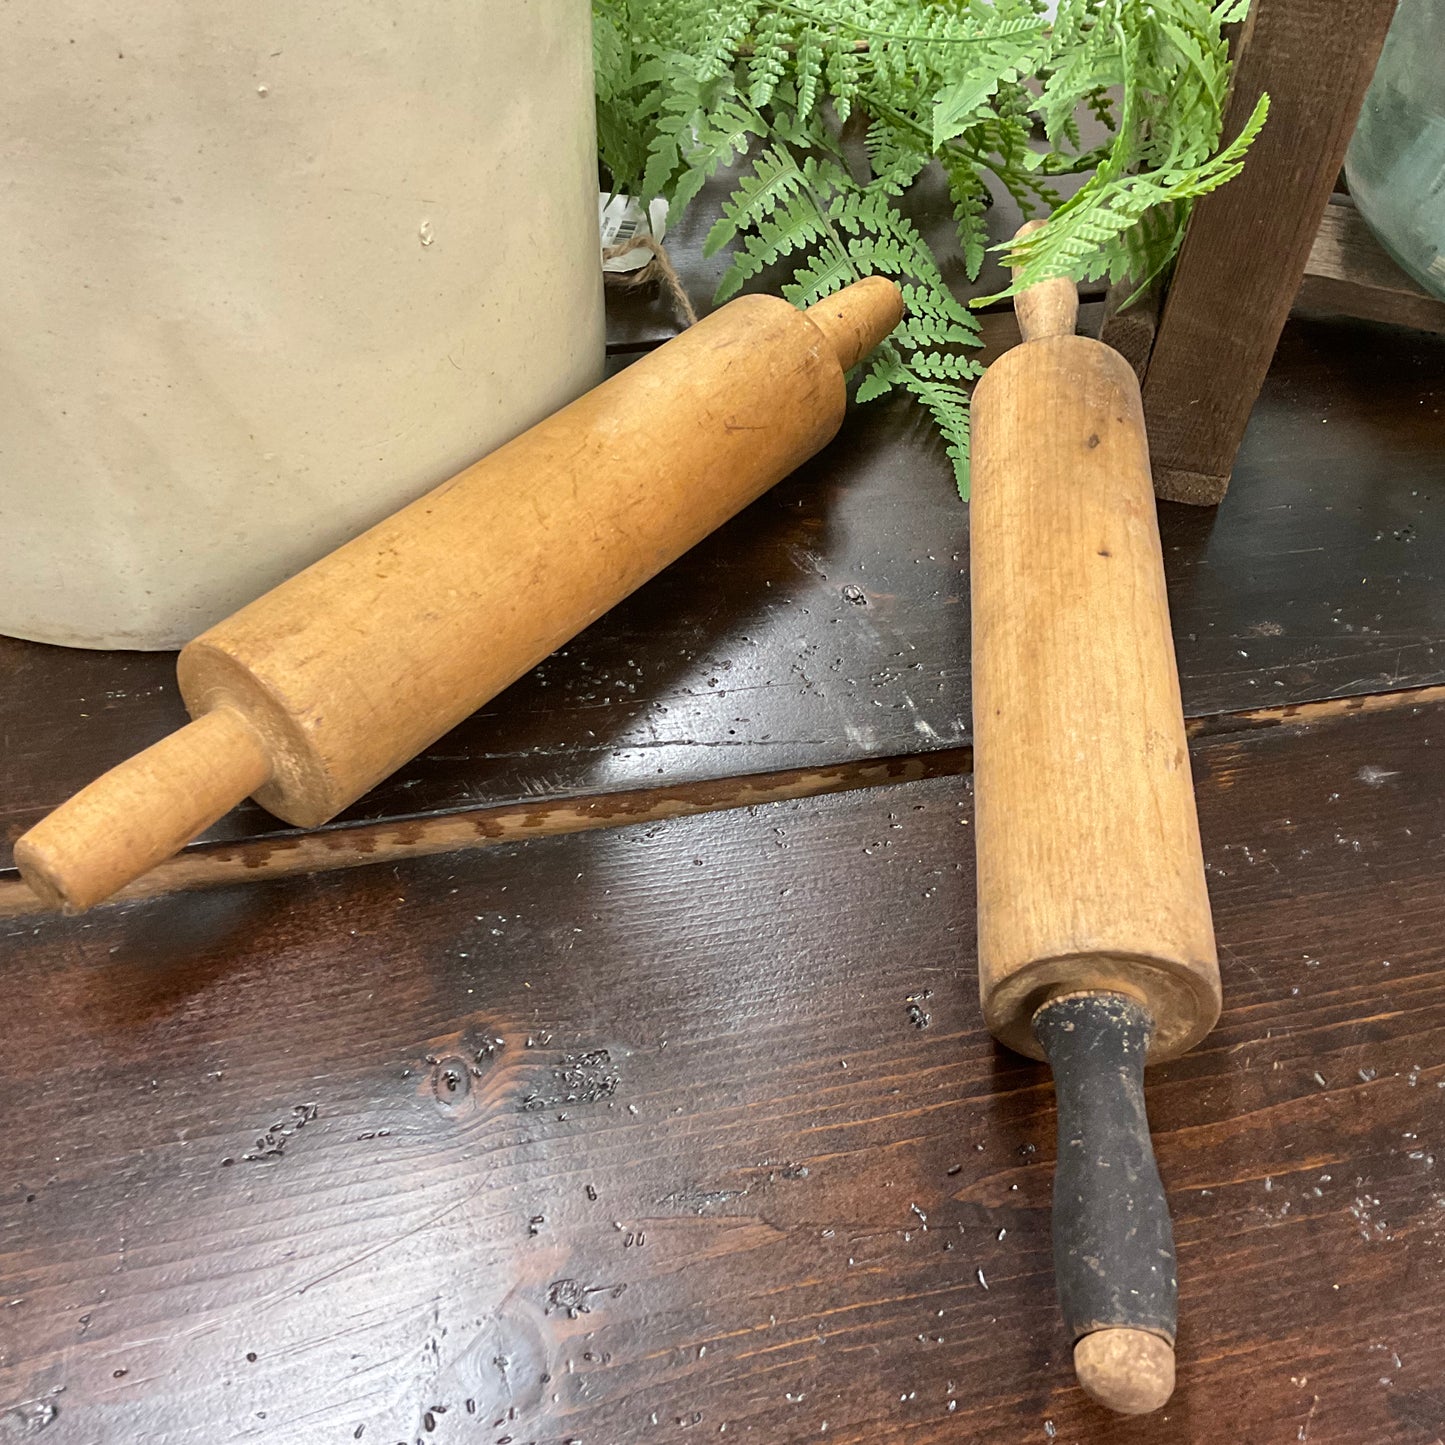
[804,276,905,372]
[1074,1328,1176,1415]
[13,707,272,912]
[1010,219,1079,343]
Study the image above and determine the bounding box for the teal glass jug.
[1345,0,1445,301]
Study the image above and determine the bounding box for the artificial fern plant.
[593,0,1267,496]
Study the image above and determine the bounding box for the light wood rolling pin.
[970,239,1219,1415]
[16,277,904,913]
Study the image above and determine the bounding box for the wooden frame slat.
[1139,0,1399,505]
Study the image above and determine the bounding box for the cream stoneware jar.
[0,0,604,648]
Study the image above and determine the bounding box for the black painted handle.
[1033,992,1177,1346]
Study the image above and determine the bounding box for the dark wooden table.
[3,234,1444,1444]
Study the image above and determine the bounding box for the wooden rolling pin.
[16,277,904,912]
[970,242,1219,1415]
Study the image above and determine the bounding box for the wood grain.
[1141,0,1400,504]
[1296,197,1445,335]
[5,681,1444,921]
[2,701,1443,1443]
[1098,276,1162,385]
[971,328,1215,1059]
[4,306,1443,874]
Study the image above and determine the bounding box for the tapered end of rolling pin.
[14,707,272,912]
[804,277,905,372]
[1009,219,1079,343]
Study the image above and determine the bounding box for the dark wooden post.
[1137,0,1399,505]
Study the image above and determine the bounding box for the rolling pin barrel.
[970,242,1218,1413]
[16,277,904,913]
[970,267,1218,1060]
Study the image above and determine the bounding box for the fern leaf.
[931,30,1046,149]
[795,26,827,120]
[943,157,989,281]
[856,349,909,404]
[986,92,1270,298]
[747,11,790,109]
[899,282,974,327]
[907,350,985,382]
[896,313,981,349]
[908,375,974,498]
[779,249,860,309]
[704,145,807,256]
[865,118,930,195]
[717,195,830,299]
[823,39,862,124]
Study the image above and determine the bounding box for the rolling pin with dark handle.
[969,235,1219,1414]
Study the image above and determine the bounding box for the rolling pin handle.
[1033,991,1178,1416]
[13,707,273,913]
[804,277,906,372]
[1010,219,1080,343]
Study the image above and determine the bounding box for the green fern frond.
[945,160,989,282]
[911,376,974,497]
[703,144,807,256]
[823,37,863,123]
[593,0,1266,500]
[931,29,1049,149]
[855,350,910,405]
[865,118,930,195]
[907,350,986,382]
[899,282,974,327]
[716,194,832,299]
[747,11,790,108]
[781,250,860,308]
[989,90,1269,296]
[896,313,980,349]
[794,26,827,119]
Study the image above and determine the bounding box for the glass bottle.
[1345,0,1445,301]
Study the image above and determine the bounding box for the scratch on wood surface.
[295,1198,467,1296]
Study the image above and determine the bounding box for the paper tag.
[599,193,670,273]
